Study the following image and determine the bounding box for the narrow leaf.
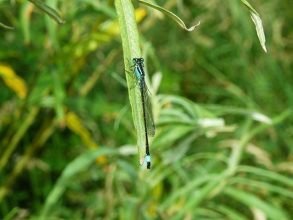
[0,22,14,30]
[44,0,60,50]
[20,0,31,44]
[217,205,249,220]
[114,0,147,166]
[65,111,106,164]
[250,12,266,52]
[51,71,65,121]
[240,0,267,52]
[39,148,119,220]
[29,0,65,24]
[138,0,200,31]
[224,187,289,219]
[0,63,27,99]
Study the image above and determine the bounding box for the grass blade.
[29,0,65,24]
[114,0,147,166]
[224,187,289,219]
[0,22,14,30]
[39,148,119,219]
[240,0,266,52]
[138,0,200,31]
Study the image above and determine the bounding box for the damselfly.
[131,58,155,169]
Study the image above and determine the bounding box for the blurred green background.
[1,0,293,219]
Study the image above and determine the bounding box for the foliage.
[0,0,293,219]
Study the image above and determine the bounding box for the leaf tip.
[0,22,15,30]
[58,19,66,25]
[140,157,145,166]
[186,20,200,31]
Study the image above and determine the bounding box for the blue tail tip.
[146,155,151,169]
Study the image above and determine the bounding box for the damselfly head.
[132,58,144,64]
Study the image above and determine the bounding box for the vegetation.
[0,0,293,219]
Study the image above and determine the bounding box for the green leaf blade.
[224,187,289,220]
[114,0,147,166]
[138,0,200,31]
[29,0,65,24]
[240,0,267,52]
[40,148,119,219]
[0,22,14,30]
